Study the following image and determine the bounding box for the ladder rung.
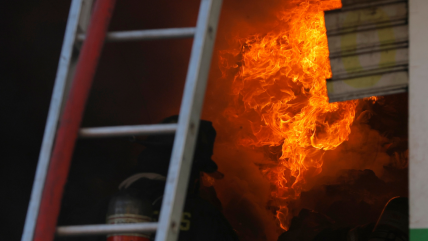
[57,223,158,236]
[77,27,196,42]
[79,123,177,138]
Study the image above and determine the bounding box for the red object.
[107,236,151,241]
[33,0,116,240]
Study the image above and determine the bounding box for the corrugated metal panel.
[325,0,408,103]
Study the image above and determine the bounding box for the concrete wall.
[409,0,428,239]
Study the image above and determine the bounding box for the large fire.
[218,0,358,230]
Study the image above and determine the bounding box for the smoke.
[202,1,295,239]
[212,144,279,241]
[204,94,407,241]
[293,96,408,227]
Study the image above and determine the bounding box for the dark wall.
[0,0,201,239]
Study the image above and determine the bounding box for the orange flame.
[219,0,358,230]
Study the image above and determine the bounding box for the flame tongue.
[220,0,357,229]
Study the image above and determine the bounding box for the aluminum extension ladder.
[21,0,222,240]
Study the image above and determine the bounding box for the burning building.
[12,0,428,240]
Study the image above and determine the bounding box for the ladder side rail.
[33,1,116,241]
[60,0,94,111]
[154,1,223,241]
[21,1,89,240]
[77,0,94,33]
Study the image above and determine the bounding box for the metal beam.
[77,27,196,42]
[79,124,177,138]
[57,223,158,236]
[409,0,428,239]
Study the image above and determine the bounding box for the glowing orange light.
[220,0,359,230]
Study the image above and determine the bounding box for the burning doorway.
[201,0,409,240]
